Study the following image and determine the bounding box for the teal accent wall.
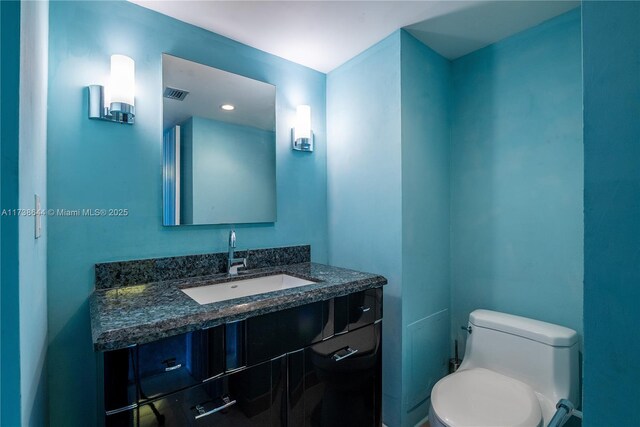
[18,1,49,425]
[329,13,582,426]
[1,1,49,426]
[450,9,583,356]
[43,2,589,426]
[179,116,276,224]
[47,1,327,425]
[327,32,404,427]
[327,30,452,427]
[1,1,22,425]
[582,2,640,425]
[400,31,451,426]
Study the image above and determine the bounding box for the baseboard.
[381,414,429,427]
[414,414,429,427]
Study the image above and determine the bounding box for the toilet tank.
[459,310,579,404]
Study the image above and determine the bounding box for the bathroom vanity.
[90,246,385,427]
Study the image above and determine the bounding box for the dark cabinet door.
[136,326,225,402]
[334,287,383,336]
[333,295,349,335]
[103,289,383,427]
[104,325,225,421]
[246,302,324,366]
[104,346,137,414]
[134,355,285,427]
[348,288,382,331]
[289,323,382,427]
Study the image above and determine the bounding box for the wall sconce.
[88,54,135,124]
[292,105,313,152]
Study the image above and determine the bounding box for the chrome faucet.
[227,230,247,276]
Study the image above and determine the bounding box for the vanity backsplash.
[94,245,311,289]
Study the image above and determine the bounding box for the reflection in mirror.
[162,54,276,226]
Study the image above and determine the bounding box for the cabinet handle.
[105,403,138,416]
[332,347,359,362]
[194,396,237,419]
[164,363,182,372]
[360,306,371,313]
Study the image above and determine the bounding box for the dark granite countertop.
[90,262,386,351]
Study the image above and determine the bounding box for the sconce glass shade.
[110,54,135,108]
[87,54,135,124]
[292,105,313,152]
[294,105,311,140]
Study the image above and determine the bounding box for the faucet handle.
[228,257,248,275]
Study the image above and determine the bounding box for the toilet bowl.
[429,310,578,427]
[429,368,543,427]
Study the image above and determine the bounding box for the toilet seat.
[431,368,543,427]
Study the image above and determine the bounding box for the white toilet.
[429,310,579,427]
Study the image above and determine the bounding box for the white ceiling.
[131,1,580,73]
[405,1,579,59]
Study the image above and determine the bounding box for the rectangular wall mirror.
[162,54,276,226]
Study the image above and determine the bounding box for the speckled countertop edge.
[90,262,387,352]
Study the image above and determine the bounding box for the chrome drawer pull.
[360,306,371,312]
[332,347,359,362]
[164,363,182,372]
[194,396,237,419]
[105,403,137,416]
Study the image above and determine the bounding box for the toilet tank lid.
[469,310,578,347]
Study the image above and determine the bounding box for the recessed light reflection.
[220,104,235,111]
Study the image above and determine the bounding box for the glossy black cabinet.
[108,356,285,427]
[245,301,325,366]
[332,288,383,335]
[348,288,382,331]
[103,288,383,427]
[103,347,137,416]
[137,327,225,402]
[104,326,226,420]
[288,323,382,427]
[333,296,349,335]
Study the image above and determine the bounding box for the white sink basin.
[181,274,317,305]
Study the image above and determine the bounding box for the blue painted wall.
[582,2,640,425]
[47,1,327,425]
[1,1,22,425]
[180,116,276,224]
[450,10,583,356]
[327,30,452,427]
[400,31,451,426]
[327,31,404,427]
[43,3,590,426]
[18,1,49,425]
[1,1,49,425]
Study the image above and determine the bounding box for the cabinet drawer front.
[298,323,382,427]
[246,302,323,366]
[348,288,382,331]
[136,326,224,403]
[132,357,284,427]
[104,347,137,413]
[333,295,349,335]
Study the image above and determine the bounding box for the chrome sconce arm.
[291,128,314,152]
[88,85,135,124]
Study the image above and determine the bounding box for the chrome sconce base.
[88,85,135,124]
[291,129,314,152]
